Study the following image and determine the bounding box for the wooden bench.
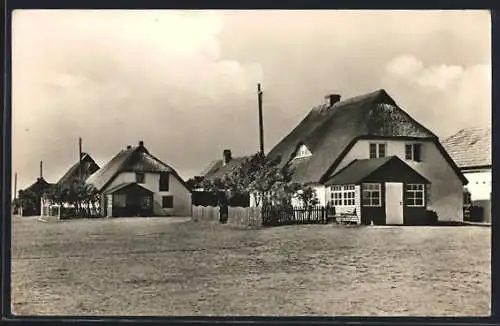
[335,208,358,225]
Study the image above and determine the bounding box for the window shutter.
[414,144,422,162]
[369,144,377,158]
[378,144,386,158]
[405,144,412,160]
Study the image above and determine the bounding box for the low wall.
[192,205,262,227]
[192,205,220,222]
[227,207,262,228]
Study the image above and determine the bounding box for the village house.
[194,149,252,207]
[265,89,468,225]
[40,152,101,217]
[86,141,191,217]
[442,127,491,222]
[18,162,53,216]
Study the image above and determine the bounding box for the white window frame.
[405,143,422,162]
[369,142,387,159]
[362,183,382,207]
[343,185,356,206]
[330,185,356,206]
[295,144,312,159]
[406,184,425,207]
[330,185,343,206]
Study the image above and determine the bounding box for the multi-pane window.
[343,185,355,205]
[162,195,174,208]
[406,184,425,207]
[405,144,422,162]
[369,143,386,159]
[330,185,356,206]
[362,183,381,207]
[159,172,170,191]
[136,172,145,183]
[330,186,343,206]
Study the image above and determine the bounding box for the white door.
[385,182,404,225]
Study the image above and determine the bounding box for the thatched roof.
[57,153,100,187]
[23,177,53,195]
[267,89,466,184]
[442,127,491,170]
[103,182,154,195]
[86,143,187,192]
[325,156,429,185]
[201,155,252,182]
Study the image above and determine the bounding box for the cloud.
[382,54,490,137]
[12,10,263,189]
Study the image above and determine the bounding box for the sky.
[12,10,491,192]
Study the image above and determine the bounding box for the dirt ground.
[11,216,491,316]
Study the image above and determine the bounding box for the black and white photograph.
[10,9,491,316]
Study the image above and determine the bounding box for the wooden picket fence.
[262,206,328,227]
[192,205,350,227]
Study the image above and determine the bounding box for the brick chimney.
[324,94,341,107]
[138,141,144,148]
[126,145,132,149]
[223,149,232,166]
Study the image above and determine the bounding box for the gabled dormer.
[293,143,312,160]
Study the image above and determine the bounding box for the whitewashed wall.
[463,169,491,201]
[333,139,464,222]
[104,171,191,216]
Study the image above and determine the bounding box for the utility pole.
[257,83,264,155]
[79,137,83,181]
[13,172,17,200]
[39,161,43,179]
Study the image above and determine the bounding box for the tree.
[185,176,205,191]
[43,181,100,218]
[292,184,320,209]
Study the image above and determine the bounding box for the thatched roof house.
[268,89,465,185]
[57,153,100,187]
[264,89,467,225]
[86,141,191,217]
[19,177,53,216]
[200,149,252,182]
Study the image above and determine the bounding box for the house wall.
[104,172,191,216]
[360,183,386,225]
[463,169,491,201]
[333,139,464,222]
[325,185,362,223]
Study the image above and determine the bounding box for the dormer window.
[405,143,422,162]
[294,144,312,159]
[369,143,386,159]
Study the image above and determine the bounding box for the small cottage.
[195,149,252,207]
[40,153,101,217]
[86,141,191,217]
[442,127,491,222]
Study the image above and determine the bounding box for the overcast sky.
[12,10,491,192]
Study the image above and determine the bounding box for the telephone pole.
[257,83,264,155]
[79,137,83,180]
[13,172,17,200]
